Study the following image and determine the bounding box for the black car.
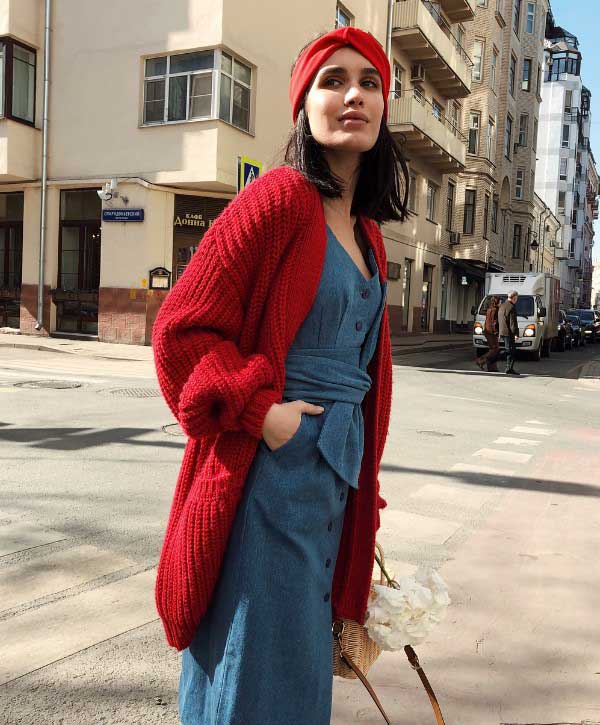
[569,309,600,343]
[566,313,585,347]
[556,310,574,351]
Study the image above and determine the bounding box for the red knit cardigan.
[152,165,392,651]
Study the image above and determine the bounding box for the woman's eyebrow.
[319,66,381,77]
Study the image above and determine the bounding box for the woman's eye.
[362,79,379,88]
[323,77,342,87]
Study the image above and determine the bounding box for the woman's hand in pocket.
[261,400,324,452]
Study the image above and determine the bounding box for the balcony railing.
[421,0,472,67]
[392,0,472,98]
[388,89,466,172]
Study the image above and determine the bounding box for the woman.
[476,295,500,372]
[153,27,408,724]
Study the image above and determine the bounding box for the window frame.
[492,196,499,233]
[392,61,403,98]
[526,1,535,33]
[427,181,438,223]
[558,190,566,215]
[491,47,498,92]
[483,193,490,239]
[446,180,456,231]
[561,123,570,148]
[468,111,481,155]
[408,173,418,213]
[0,36,37,127]
[515,168,525,199]
[559,157,568,181]
[472,39,485,82]
[512,223,522,259]
[513,0,522,35]
[522,58,532,91]
[142,48,253,133]
[518,113,528,147]
[505,114,513,160]
[509,53,517,97]
[335,3,353,28]
[463,189,476,235]
[486,117,495,160]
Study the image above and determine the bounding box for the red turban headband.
[289,27,391,123]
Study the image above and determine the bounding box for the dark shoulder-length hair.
[284,38,409,224]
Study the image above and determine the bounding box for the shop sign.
[102,208,144,222]
[238,156,263,193]
[173,212,213,229]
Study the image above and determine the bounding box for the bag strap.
[404,645,446,725]
[335,631,445,724]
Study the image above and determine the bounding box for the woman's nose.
[345,85,364,106]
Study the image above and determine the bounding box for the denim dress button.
[361,290,370,299]
[327,521,333,532]
[324,593,330,602]
[339,491,345,501]
[355,321,363,331]
[325,558,331,568]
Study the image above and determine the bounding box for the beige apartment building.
[436,0,548,328]
[0,0,478,342]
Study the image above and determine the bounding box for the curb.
[0,340,73,355]
[391,342,472,356]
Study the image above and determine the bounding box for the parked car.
[566,312,585,347]
[569,309,600,343]
[555,310,574,351]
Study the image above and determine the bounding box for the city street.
[1,342,599,724]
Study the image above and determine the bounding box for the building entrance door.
[55,190,102,335]
[421,264,433,330]
[0,193,24,329]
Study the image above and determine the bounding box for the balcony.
[392,0,472,98]
[438,0,475,22]
[388,90,466,173]
[0,118,40,181]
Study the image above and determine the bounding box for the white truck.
[472,272,560,361]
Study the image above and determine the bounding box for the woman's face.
[304,47,384,155]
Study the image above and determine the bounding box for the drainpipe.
[386,0,394,59]
[35,0,52,331]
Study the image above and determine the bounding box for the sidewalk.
[0,329,473,360]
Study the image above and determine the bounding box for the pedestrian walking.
[498,291,521,376]
[152,27,409,725]
[475,295,501,372]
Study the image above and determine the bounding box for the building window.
[518,113,528,147]
[0,38,36,124]
[486,117,495,160]
[446,181,455,230]
[533,117,538,151]
[463,189,476,235]
[468,112,480,154]
[408,173,418,212]
[477,0,487,5]
[402,259,413,328]
[335,4,353,28]
[561,124,570,148]
[492,196,499,232]
[432,99,443,121]
[483,193,490,239]
[558,191,566,215]
[143,50,252,132]
[560,157,568,180]
[564,90,572,111]
[513,0,522,34]
[522,58,532,91]
[512,223,522,258]
[427,182,438,222]
[509,54,517,96]
[472,40,484,82]
[531,170,535,197]
[505,114,513,159]
[491,48,498,91]
[536,64,542,96]
[526,2,535,33]
[392,62,403,98]
[449,102,460,135]
[515,168,524,199]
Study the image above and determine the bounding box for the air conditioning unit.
[449,231,461,245]
[411,64,426,83]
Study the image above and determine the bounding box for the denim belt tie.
[282,347,372,489]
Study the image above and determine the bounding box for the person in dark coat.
[475,296,500,372]
[498,291,520,375]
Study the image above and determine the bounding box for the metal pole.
[35,0,51,331]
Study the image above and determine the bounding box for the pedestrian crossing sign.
[238,156,263,193]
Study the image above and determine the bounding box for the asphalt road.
[0,341,599,724]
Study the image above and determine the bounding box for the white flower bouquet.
[365,566,450,651]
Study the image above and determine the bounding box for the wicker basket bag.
[331,542,446,725]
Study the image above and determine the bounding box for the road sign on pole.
[238,156,263,193]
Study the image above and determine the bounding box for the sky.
[548,0,600,262]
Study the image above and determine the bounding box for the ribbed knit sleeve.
[152,167,303,440]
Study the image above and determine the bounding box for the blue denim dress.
[179,226,387,725]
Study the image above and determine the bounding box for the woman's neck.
[322,149,361,222]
